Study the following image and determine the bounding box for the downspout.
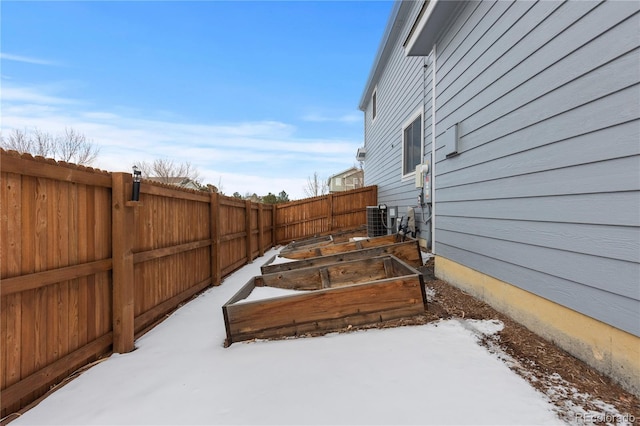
[430,43,437,254]
[421,55,429,247]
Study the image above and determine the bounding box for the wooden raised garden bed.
[282,226,368,251]
[222,255,426,346]
[265,236,423,273]
[262,239,423,274]
[279,234,395,258]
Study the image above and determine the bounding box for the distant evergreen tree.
[277,191,290,203]
[262,192,278,204]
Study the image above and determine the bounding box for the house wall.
[363,1,434,241]
[431,0,639,337]
[362,0,640,395]
[432,0,640,394]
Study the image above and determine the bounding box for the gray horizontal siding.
[363,0,433,228]
[362,0,640,336]
[448,21,639,142]
[438,229,639,301]
[432,0,640,336]
[443,53,639,161]
[437,217,640,264]
[437,1,517,93]
[437,192,640,226]
[436,0,602,127]
[436,87,639,174]
[437,243,640,337]
[436,156,640,201]
[436,121,640,186]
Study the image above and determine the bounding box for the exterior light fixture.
[132,165,141,201]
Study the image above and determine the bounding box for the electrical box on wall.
[415,163,429,188]
[444,123,459,158]
[416,162,431,205]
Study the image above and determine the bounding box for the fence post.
[327,193,334,233]
[245,200,253,262]
[210,192,221,286]
[258,203,264,256]
[272,204,279,246]
[111,172,135,353]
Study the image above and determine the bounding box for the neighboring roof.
[147,177,188,184]
[328,167,362,180]
[147,177,199,188]
[358,0,462,111]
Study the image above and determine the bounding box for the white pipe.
[431,43,437,254]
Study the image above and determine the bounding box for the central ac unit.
[366,205,397,237]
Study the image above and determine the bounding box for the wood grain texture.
[224,255,426,345]
[133,239,211,264]
[0,333,112,411]
[281,234,399,260]
[111,173,135,354]
[134,277,211,336]
[224,276,425,345]
[260,256,391,290]
[0,152,111,188]
[275,186,376,244]
[262,240,422,274]
[1,260,113,296]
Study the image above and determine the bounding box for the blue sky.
[1,0,392,199]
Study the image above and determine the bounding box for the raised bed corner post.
[111,172,139,353]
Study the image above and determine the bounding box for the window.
[402,112,422,176]
[372,89,377,121]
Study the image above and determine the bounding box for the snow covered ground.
[12,249,564,425]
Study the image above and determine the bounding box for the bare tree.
[134,158,201,186]
[216,177,224,195]
[1,128,54,157]
[32,128,55,157]
[0,127,99,166]
[303,171,328,198]
[2,128,32,153]
[56,127,99,165]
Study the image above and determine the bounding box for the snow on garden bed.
[234,285,308,304]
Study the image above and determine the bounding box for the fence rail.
[0,149,376,420]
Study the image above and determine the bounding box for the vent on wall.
[444,123,459,158]
[356,147,367,161]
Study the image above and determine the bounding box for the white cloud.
[1,83,361,199]
[301,112,362,123]
[0,52,60,66]
[1,86,77,105]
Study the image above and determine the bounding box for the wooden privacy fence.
[0,149,376,419]
[275,186,377,243]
